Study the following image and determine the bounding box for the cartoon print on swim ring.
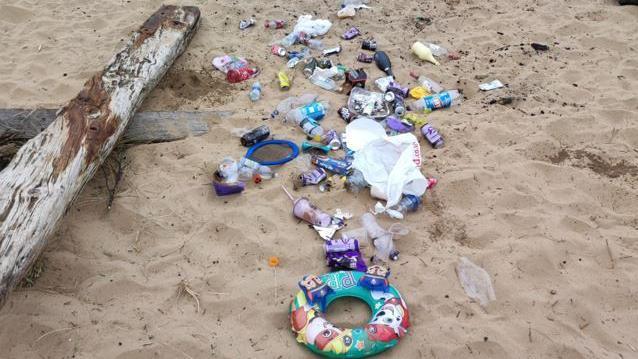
[289,268,410,358]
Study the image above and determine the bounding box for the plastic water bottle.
[249,82,261,102]
[274,93,318,120]
[309,71,341,92]
[285,101,331,124]
[392,195,422,216]
[418,76,444,94]
[345,169,368,193]
[410,90,462,112]
[238,157,274,181]
[299,119,324,137]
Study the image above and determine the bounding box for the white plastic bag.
[346,118,428,209]
[293,15,332,37]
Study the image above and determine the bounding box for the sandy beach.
[1,0,638,358]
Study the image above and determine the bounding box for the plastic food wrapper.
[293,15,332,37]
[479,80,504,91]
[346,118,428,209]
[212,55,259,83]
[456,257,496,307]
[347,87,390,119]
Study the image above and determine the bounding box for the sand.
[1,0,638,358]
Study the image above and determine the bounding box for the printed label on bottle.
[302,102,326,121]
[423,92,452,110]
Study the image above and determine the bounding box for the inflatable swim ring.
[289,266,410,358]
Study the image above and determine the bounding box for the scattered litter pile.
[207,1,509,357]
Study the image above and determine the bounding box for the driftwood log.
[0,5,201,308]
[0,108,223,166]
[0,108,217,144]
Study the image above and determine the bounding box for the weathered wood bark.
[0,5,200,308]
[0,109,216,145]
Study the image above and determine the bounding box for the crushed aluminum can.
[342,27,361,40]
[361,38,377,51]
[322,46,342,57]
[296,168,327,187]
[357,52,374,63]
[239,18,256,30]
[271,45,286,57]
[317,58,333,69]
[338,107,356,123]
[278,71,290,90]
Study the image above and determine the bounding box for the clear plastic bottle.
[410,90,462,112]
[279,32,298,47]
[299,118,325,138]
[217,157,239,183]
[309,71,341,92]
[248,81,261,102]
[342,0,369,7]
[392,195,422,216]
[423,42,448,57]
[275,93,319,120]
[417,76,444,94]
[361,213,399,262]
[285,101,331,124]
[238,157,274,181]
[345,169,368,193]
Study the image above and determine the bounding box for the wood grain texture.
[0,108,215,144]
[0,5,200,308]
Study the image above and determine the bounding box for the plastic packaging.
[312,155,351,176]
[348,87,390,119]
[293,15,332,37]
[213,55,259,83]
[361,213,408,262]
[345,169,368,193]
[249,81,261,102]
[411,41,439,65]
[417,76,444,94]
[337,5,357,18]
[346,118,428,209]
[456,257,496,307]
[410,90,462,112]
